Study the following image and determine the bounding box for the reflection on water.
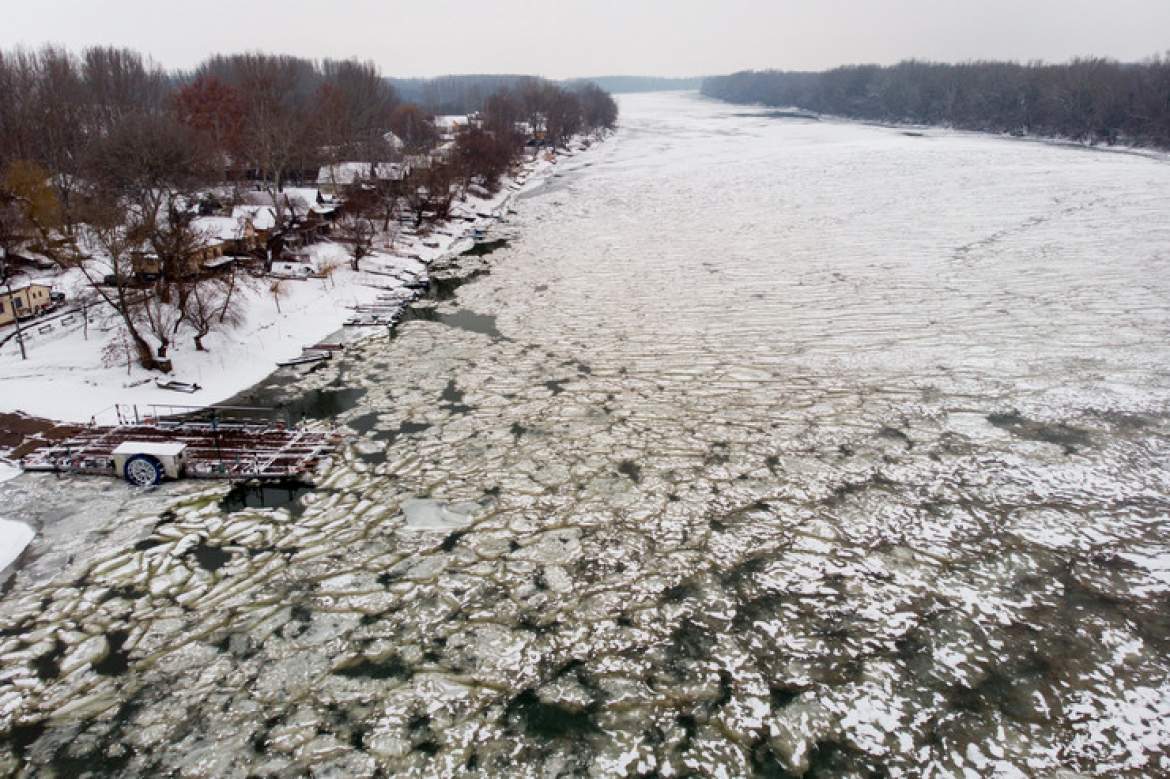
[3,93,1170,777]
[219,479,316,516]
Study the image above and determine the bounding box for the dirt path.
[0,412,83,460]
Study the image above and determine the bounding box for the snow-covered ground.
[0,253,413,422]
[0,157,555,424]
[0,517,33,574]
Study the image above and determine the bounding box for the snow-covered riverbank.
[0,517,34,573]
[0,154,563,425]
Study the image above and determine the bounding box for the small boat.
[344,315,398,327]
[349,302,402,311]
[277,352,331,368]
[155,379,202,393]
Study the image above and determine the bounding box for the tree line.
[702,57,1170,148]
[391,75,545,115]
[565,76,704,94]
[0,46,617,373]
[391,74,636,115]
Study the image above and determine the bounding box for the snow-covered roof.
[317,162,407,186]
[192,216,250,243]
[112,441,187,457]
[1,280,52,294]
[232,205,278,231]
[434,115,469,130]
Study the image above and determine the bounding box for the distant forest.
[391,74,702,115]
[566,76,704,94]
[389,75,550,115]
[702,58,1170,149]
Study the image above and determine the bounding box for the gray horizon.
[3,0,1169,79]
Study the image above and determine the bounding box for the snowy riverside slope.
[0,158,558,424]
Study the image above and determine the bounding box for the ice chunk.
[400,499,478,530]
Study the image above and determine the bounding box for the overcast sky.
[4,0,1169,78]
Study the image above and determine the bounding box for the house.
[316,162,410,196]
[231,206,279,243]
[434,115,470,142]
[404,154,431,172]
[131,251,162,280]
[311,202,340,223]
[429,141,456,165]
[0,250,55,274]
[126,216,257,280]
[192,216,258,258]
[0,282,54,327]
[282,212,329,249]
[132,246,220,280]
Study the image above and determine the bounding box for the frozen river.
[3,92,1170,776]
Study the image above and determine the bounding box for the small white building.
[270,260,316,279]
[112,441,187,485]
[434,115,470,139]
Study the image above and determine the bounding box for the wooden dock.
[20,420,340,481]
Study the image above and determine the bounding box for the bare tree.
[269,278,288,314]
[545,90,583,147]
[337,212,375,271]
[102,330,134,376]
[219,55,317,224]
[388,104,438,154]
[217,259,253,323]
[319,259,341,289]
[133,280,180,363]
[182,276,243,351]
[403,163,459,227]
[72,205,159,370]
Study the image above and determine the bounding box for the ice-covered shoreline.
[702,91,1170,164]
[0,152,570,428]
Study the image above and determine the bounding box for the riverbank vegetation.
[702,57,1170,149]
[0,46,617,373]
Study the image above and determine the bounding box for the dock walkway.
[20,420,338,480]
